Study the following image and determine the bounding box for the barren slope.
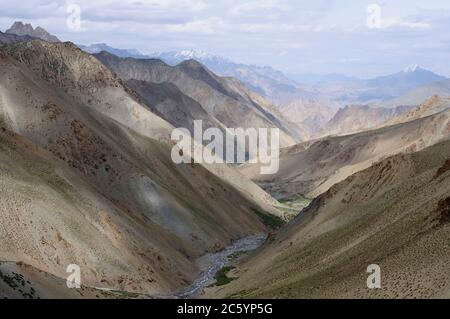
[94,52,300,146]
[383,95,450,127]
[0,40,282,295]
[211,140,450,299]
[318,104,413,138]
[240,107,450,199]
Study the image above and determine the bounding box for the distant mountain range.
[4,21,450,139]
[78,43,149,59]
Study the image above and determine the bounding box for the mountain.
[317,104,413,138]
[211,139,450,298]
[77,45,312,104]
[78,43,149,59]
[363,65,447,101]
[240,104,450,199]
[94,51,303,146]
[277,98,339,137]
[147,50,307,103]
[0,31,33,44]
[287,72,361,86]
[304,66,449,106]
[380,79,450,108]
[5,21,60,43]
[0,39,283,295]
[384,95,450,127]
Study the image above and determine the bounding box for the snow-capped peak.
[174,49,213,60]
[403,64,423,73]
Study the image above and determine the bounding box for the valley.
[1,17,450,300]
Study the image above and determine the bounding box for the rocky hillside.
[211,140,450,298]
[318,104,413,138]
[94,52,303,146]
[6,21,60,43]
[0,39,282,296]
[240,105,450,199]
[383,95,450,126]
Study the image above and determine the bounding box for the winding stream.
[175,234,267,299]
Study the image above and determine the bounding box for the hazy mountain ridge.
[317,104,414,138]
[6,21,60,43]
[94,51,303,145]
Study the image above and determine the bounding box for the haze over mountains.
[1,21,450,299]
[76,41,450,140]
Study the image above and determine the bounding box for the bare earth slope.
[94,52,301,146]
[240,107,450,199]
[318,104,413,138]
[383,95,450,127]
[0,40,281,296]
[212,140,450,299]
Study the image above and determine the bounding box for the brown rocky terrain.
[94,51,302,147]
[317,104,413,138]
[0,39,283,296]
[240,105,450,199]
[210,140,450,299]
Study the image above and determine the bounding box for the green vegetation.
[274,195,312,220]
[250,207,285,229]
[214,266,236,286]
[279,194,311,209]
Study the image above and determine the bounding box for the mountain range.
[1,21,450,299]
[0,37,285,296]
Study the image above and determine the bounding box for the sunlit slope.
[241,106,450,199]
[213,140,450,298]
[0,40,282,294]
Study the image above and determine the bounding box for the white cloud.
[230,0,288,16]
[166,17,228,34]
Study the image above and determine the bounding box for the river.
[174,234,267,299]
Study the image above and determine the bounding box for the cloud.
[165,17,228,34]
[0,0,449,77]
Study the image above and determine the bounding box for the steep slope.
[0,31,33,44]
[383,95,450,126]
[0,262,139,299]
[211,140,450,299]
[318,104,413,138]
[94,52,301,146]
[240,108,450,199]
[0,128,195,294]
[278,98,338,137]
[0,40,281,295]
[119,48,309,104]
[125,79,227,134]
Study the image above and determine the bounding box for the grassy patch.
[251,207,285,229]
[279,195,311,209]
[214,266,236,286]
[275,195,312,221]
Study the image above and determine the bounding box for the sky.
[0,0,450,78]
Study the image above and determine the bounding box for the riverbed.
[175,234,267,298]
